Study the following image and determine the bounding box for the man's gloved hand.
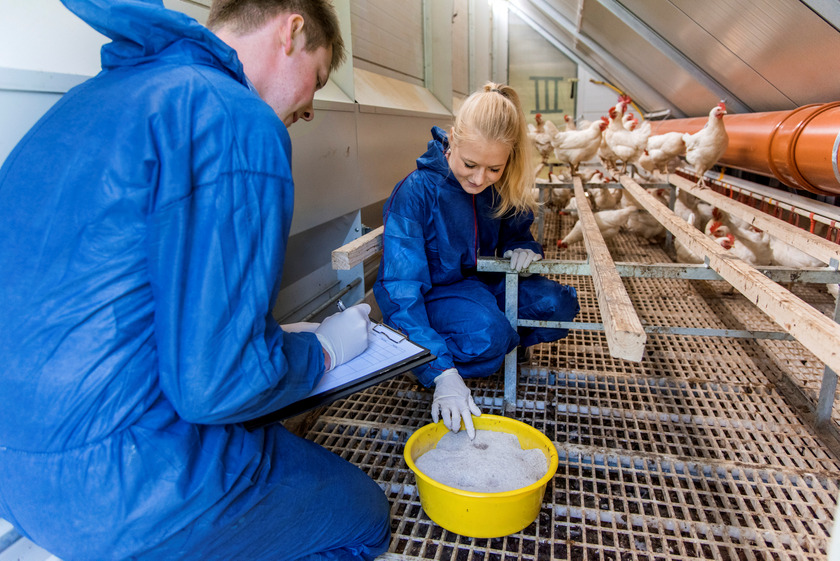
[315,303,372,370]
[503,248,542,274]
[431,368,482,439]
[280,322,319,333]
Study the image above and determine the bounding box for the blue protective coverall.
[373,127,580,387]
[0,1,390,560]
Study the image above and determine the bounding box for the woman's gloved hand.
[315,304,372,370]
[503,248,542,274]
[432,368,482,439]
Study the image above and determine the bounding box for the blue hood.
[61,0,245,83]
[416,126,453,179]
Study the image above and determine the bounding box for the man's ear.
[279,13,305,55]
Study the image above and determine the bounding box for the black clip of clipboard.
[244,323,433,431]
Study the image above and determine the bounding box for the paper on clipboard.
[244,323,432,429]
[306,323,423,396]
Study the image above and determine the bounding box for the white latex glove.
[503,248,542,273]
[280,322,319,333]
[315,303,372,370]
[431,368,482,439]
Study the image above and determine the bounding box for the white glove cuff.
[315,332,337,372]
[433,368,460,385]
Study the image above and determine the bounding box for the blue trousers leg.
[424,279,519,379]
[490,275,580,347]
[135,425,391,561]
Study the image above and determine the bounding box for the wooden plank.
[573,177,647,362]
[620,175,840,374]
[663,172,840,266]
[331,225,384,270]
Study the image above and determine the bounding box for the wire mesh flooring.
[303,211,840,561]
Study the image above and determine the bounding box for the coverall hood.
[61,0,245,83]
[417,125,453,179]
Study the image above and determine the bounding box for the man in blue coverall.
[0,0,390,559]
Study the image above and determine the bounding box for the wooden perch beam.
[573,177,647,362]
[620,175,840,374]
[663,173,840,266]
[331,226,384,270]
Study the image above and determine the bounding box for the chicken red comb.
[619,94,632,104]
[536,113,542,119]
[601,116,609,123]
[717,101,726,111]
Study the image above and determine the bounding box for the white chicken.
[557,206,638,248]
[589,186,623,210]
[534,174,572,210]
[578,167,607,184]
[674,188,713,233]
[550,119,607,175]
[625,209,665,241]
[683,102,729,186]
[563,114,576,131]
[639,131,686,174]
[720,233,767,265]
[598,114,620,172]
[604,104,649,174]
[769,237,824,268]
[621,187,669,241]
[705,206,759,243]
[704,219,731,239]
[732,226,773,266]
[675,215,733,263]
[624,112,651,138]
[527,113,560,166]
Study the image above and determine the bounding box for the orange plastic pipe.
[650,102,840,196]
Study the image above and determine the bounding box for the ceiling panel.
[619,0,791,112]
[578,1,719,115]
[512,0,840,117]
[670,0,840,106]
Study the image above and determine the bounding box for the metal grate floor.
[304,211,840,561]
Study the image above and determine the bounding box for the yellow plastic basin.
[404,414,558,538]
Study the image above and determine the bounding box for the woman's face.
[446,131,510,195]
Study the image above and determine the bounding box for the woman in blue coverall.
[0,1,389,560]
[373,83,580,439]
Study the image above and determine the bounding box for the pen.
[336,299,347,312]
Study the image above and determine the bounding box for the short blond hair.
[450,82,537,217]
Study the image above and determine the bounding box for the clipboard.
[244,323,433,430]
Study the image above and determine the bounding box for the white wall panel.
[356,111,449,210]
[0,0,104,76]
[351,0,423,80]
[451,0,469,95]
[470,0,492,89]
